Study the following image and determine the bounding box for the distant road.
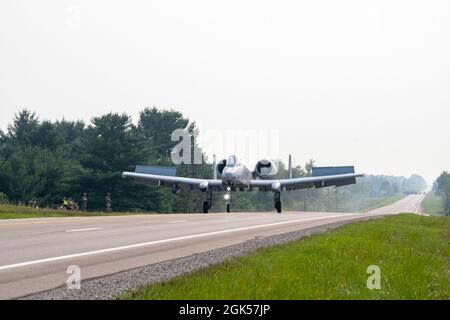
[0,194,424,299]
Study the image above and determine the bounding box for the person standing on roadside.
[81,193,88,211]
[106,192,112,212]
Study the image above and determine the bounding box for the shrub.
[0,193,9,204]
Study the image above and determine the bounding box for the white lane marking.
[0,213,361,271]
[167,220,187,224]
[65,228,104,233]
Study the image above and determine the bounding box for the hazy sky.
[1,1,449,184]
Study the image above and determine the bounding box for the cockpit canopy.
[226,155,240,167]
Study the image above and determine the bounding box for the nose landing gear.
[225,187,231,213]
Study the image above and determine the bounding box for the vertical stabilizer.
[213,154,217,180]
[288,154,293,179]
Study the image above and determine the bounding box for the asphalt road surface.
[0,194,424,299]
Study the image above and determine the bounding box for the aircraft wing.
[249,173,364,191]
[122,172,224,191]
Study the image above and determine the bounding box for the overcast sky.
[1,0,449,184]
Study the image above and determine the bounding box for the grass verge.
[0,193,406,219]
[123,214,449,300]
[0,204,151,219]
[358,194,405,212]
[422,193,446,216]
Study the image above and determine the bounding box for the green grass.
[123,214,449,300]
[422,193,447,216]
[0,204,152,219]
[358,194,405,212]
[0,193,406,219]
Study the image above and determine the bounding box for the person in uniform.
[81,193,88,211]
[63,197,69,209]
[105,192,112,212]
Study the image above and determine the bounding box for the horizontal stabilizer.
[135,165,177,176]
[312,166,355,177]
[311,166,357,188]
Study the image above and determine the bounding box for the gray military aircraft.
[122,155,364,213]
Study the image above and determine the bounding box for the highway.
[0,194,424,299]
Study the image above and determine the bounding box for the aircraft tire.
[275,201,282,213]
[203,201,209,213]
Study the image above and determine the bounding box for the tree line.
[0,108,211,212]
[0,108,428,213]
[433,171,450,214]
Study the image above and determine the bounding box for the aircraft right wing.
[122,168,224,191]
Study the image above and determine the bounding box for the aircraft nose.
[223,171,232,179]
[222,170,235,184]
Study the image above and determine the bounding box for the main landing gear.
[203,191,212,213]
[202,187,232,213]
[274,191,282,213]
[203,188,280,213]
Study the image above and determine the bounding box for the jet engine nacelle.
[216,159,227,176]
[254,159,278,179]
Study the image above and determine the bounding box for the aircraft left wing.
[249,166,364,191]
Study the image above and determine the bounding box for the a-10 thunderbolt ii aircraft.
[122,155,364,213]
